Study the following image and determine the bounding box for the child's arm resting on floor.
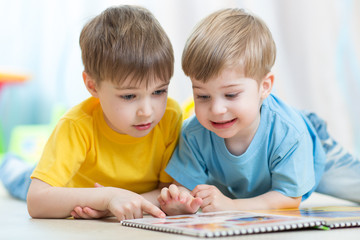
[192,184,301,212]
[157,182,202,216]
[27,178,166,221]
[71,182,172,219]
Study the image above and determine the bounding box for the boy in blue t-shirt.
[158,8,360,215]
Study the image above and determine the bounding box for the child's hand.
[73,187,165,221]
[107,188,166,221]
[71,183,110,219]
[157,184,202,216]
[71,206,111,219]
[191,184,234,212]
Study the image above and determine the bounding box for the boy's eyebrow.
[155,83,170,89]
[220,84,242,89]
[192,84,242,89]
[114,86,137,90]
[115,82,169,90]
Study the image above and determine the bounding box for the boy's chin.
[130,130,152,138]
[205,127,235,139]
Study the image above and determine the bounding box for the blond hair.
[182,8,276,82]
[80,5,174,86]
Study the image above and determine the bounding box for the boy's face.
[86,75,169,138]
[191,68,272,141]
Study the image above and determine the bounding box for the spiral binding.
[121,220,325,238]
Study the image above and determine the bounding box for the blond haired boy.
[158,8,360,215]
[25,5,182,220]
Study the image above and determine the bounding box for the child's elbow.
[288,196,302,209]
[27,191,42,218]
[268,192,302,209]
[26,181,49,218]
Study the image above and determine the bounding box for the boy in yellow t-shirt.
[19,5,181,221]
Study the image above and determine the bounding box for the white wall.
[0,0,359,155]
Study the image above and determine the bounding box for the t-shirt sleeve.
[270,132,316,198]
[165,123,208,190]
[31,119,88,187]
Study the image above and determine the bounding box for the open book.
[122,206,360,237]
[121,210,324,238]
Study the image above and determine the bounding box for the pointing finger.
[141,200,166,218]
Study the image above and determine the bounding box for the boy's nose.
[210,100,226,115]
[137,100,153,117]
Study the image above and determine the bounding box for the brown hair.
[182,8,276,82]
[80,5,174,86]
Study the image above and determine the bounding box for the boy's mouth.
[134,122,152,131]
[210,118,237,129]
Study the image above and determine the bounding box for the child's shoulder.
[160,97,182,121]
[179,116,213,146]
[165,97,182,114]
[48,97,100,139]
[262,94,307,134]
[182,115,206,134]
[156,98,183,131]
[61,97,100,123]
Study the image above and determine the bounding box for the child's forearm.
[232,191,301,210]
[27,179,118,218]
[27,178,165,220]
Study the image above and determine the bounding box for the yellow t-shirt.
[31,97,182,194]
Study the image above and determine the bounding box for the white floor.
[1,184,360,240]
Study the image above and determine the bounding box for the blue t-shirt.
[166,94,326,201]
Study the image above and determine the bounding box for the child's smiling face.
[191,67,272,142]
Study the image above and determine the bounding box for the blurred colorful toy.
[0,71,30,158]
[2,104,66,164]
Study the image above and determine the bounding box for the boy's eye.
[196,95,210,100]
[120,94,136,100]
[225,93,239,98]
[153,89,167,95]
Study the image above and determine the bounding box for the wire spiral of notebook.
[121,210,324,238]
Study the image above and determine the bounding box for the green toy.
[1,104,67,164]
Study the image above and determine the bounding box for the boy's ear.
[260,72,274,99]
[83,71,99,98]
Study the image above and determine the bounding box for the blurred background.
[0,0,359,161]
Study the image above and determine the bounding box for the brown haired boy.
[26,5,182,221]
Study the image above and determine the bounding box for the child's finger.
[123,207,138,220]
[160,187,171,202]
[71,210,81,219]
[157,195,166,206]
[201,205,213,213]
[83,207,107,218]
[193,190,205,199]
[94,182,104,188]
[199,195,212,209]
[130,207,143,219]
[141,200,166,218]
[192,188,210,199]
[191,184,210,196]
[179,191,190,203]
[189,197,203,212]
[73,206,92,219]
[168,184,180,200]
